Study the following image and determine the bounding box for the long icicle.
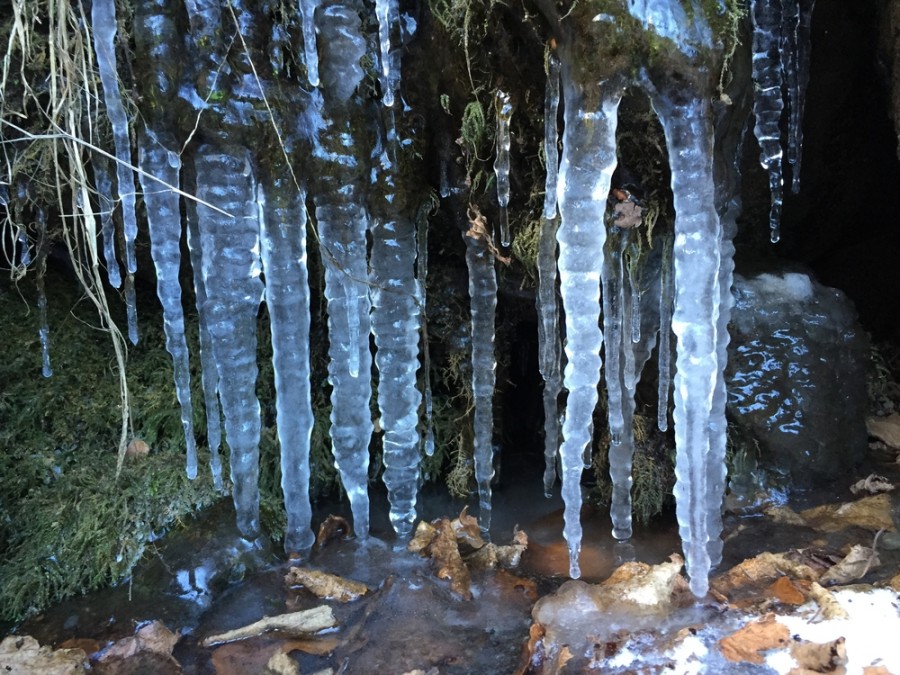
[494,90,513,247]
[556,71,622,578]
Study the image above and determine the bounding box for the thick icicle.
[183,165,223,490]
[318,195,373,538]
[312,3,373,536]
[465,230,498,532]
[657,242,673,432]
[555,73,622,578]
[371,210,422,536]
[376,0,399,107]
[493,90,513,247]
[139,135,198,479]
[784,0,816,194]
[300,0,321,87]
[92,156,123,289]
[650,88,724,598]
[92,0,139,279]
[194,147,265,540]
[258,170,316,553]
[538,53,563,496]
[750,0,785,242]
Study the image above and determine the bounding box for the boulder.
[726,272,868,486]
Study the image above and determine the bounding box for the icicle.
[318,198,373,538]
[543,54,561,221]
[376,0,399,107]
[300,0,321,87]
[124,275,139,345]
[648,84,725,598]
[785,0,816,194]
[92,0,139,276]
[555,73,622,578]
[258,171,316,554]
[537,214,562,496]
[35,208,51,378]
[750,0,785,243]
[416,207,436,458]
[465,230,498,532]
[538,54,563,496]
[139,134,198,480]
[629,247,643,345]
[602,231,626,448]
[371,215,422,536]
[657,241,673,433]
[92,156,123,288]
[493,90,513,247]
[194,147,265,540]
[16,230,31,267]
[182,164,223,490]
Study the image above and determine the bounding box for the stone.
[726,272,869,486]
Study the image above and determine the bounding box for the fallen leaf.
[210,641,282,675]
[450,506,485,552]
[790,637,848,674]
[712,552,822,598]
[466,528,528,570]
[513,623,545,675]
[850,474,895,496]
[800,494,895,533]
[315,515,351,548]
[56,638,101,655]
[494,569,538,602]
[768,576,807,605]
[0,635,87,675]
[98,620,179,662]
[819,545,880,585]
[282,636,341,657]
[718,614,790,664]
[407,520,436,554]
[284,567,368,602]
[765,506,809,526]
[264,651,299,675]
[409,517,472,599]
[201,606,337,647]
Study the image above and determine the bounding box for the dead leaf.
[790,637,848,674]
[409,517,472,599]
[450,506,485,552]
[125,438,150,458]
[465,205,511,264]
[264,651,299,675]
[282,636,341,657]
[513,623,545,675]
[0,635,87,675]
[712,552,822,598]
[201,606,337,647]
[819,545,879,585]
[800,494,895,533]
[768,576,807,605]
[866,413,900,448]
[808,582,849,620]
[765,505,809,526]
[407,520,436,554]
[284,567,368,602]
[466,529,528,570]
[98,621,179,662]
[315,515,351,549]
[718,614,790,664]
[850,474,895,496]
[494,569,538,602]
[211,641,282,675]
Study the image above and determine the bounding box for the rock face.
[726,272,868,485]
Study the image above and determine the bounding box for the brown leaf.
[201,606,337,647]
[718,614,790,664]
[494,569,538,602]
[315,515,351,549]
[768,576,807,605]
[410,517,472,599]
[789,637,848,674]
[450,506,485,552]
[465,529,528,570]
[819,545,879,585]
[99,621,179,662]
[712,552,822,598]
[284,567,368,602]
[512,623,545,675]
[281,636,341,657]
[407,520,436,554]
[211,641,282,675]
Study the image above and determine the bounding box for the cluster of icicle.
[750,0,816,242]
[35,0,810,598]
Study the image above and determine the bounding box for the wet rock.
[800,494,896,533]
[0,635,87,674]
[726,272,868,485]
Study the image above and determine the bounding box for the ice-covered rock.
[727,271,868,485]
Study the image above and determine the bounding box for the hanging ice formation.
[538,53,563,497]
[91,0,139,343]
[493,91,514,247]
[750,0,816,242]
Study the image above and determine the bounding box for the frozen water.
[139,133,198,480]
[465,232,497,532]
[91,156,123,289]
[376,0,399,107]
[493,90,513,247]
